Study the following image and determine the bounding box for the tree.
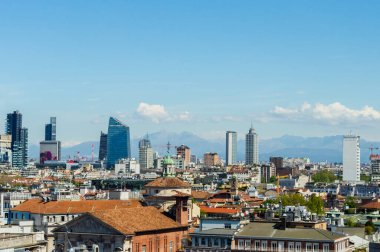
[307,194,325,215]
[345,196,357,209]
[346,217,358,227]
[269,176,277,183]
[312,170,336,183]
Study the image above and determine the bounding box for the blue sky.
[1,1,380,145]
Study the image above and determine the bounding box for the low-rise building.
[53,206,188,252]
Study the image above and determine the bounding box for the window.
[245,240,251,250]
[61,216,65,222]
[306,243,312,252]
[214,238,219,247]
[278,241,284,252]
[201,238,206,246]
[142,245,146,252]
[224,223,231,229]
[271,241,277,251]
[238,240,244,250]
[313,243,319,252]
[169,242,173,252]
[221,239,225,248]
[295,243,301,252]
[255,241,260,250]
[288,242,294,252]
[156,238,160,252]
[262,241,267,251]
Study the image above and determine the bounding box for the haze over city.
[1,1,380,146]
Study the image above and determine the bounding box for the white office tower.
[343,135,360,182]
[245,127,259,165]
[226,131,237,165]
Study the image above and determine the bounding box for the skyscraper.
[98,131,108,161]
[176,145,191,168]
[45,117,56,141]
[139,136,154,169]
[245,127,258,165]
[343,135,360,182]
[40,117,61,164]
[106,117,131,168]
[6,111,28,168]
[226,131,237,165]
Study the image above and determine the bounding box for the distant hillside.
[29,132,380,163]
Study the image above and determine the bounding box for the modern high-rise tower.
[106,117,131,168]
[226,131,237,165]
[98,131,108,161]
[343,135,360,182]
[45,117,56,141]
[6,111,28,168]
[40,117,61,164]
[245,127,259,165]
[139,136,154,169]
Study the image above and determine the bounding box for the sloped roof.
[359,201,380,210]
[90,206,184,235]
[191,191,212,200]
[237,222,346,241]
[11,198,141,214]
[200,206,239,215]
[145,177,191,188]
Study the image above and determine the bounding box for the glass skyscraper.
[45,117,56,141]
[98,131,108,161]
[106,117,131,168]
[6,111,28,168]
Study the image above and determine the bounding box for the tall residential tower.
[139,136,154,169]
[245,127,258,165]
[343,135,360,182]
[226,131,237,165]
[6,111,28,168]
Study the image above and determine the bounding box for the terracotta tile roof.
[191,191,212,200]
[11,198,142,214]
[200,206,239,215]
[90,206,184,235]
[359,201,380,210]
[145,177,191,188]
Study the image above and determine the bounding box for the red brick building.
[53,206,188,252]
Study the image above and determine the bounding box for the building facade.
[245,127,258,165]
[204,153,220,167]
[226,131,237,166]
[177,145,191,168]
[45,116,56,141]
[106,117,131,168]
[6,111,28,168]
[53,207,188,252]
[343,135,360,182]
[139,137,154,169]
[40,140,61,164]
[0,134,12,164]
[99,131,108,161]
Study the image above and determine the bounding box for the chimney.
[280,213,287,230]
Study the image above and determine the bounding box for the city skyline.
[1,1,380,145]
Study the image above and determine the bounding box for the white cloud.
[136,102,169,123]
[177,111,191,121]
[272,102,380,124]
[61,141,82,147]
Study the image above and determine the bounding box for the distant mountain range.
[29,132,380,163]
